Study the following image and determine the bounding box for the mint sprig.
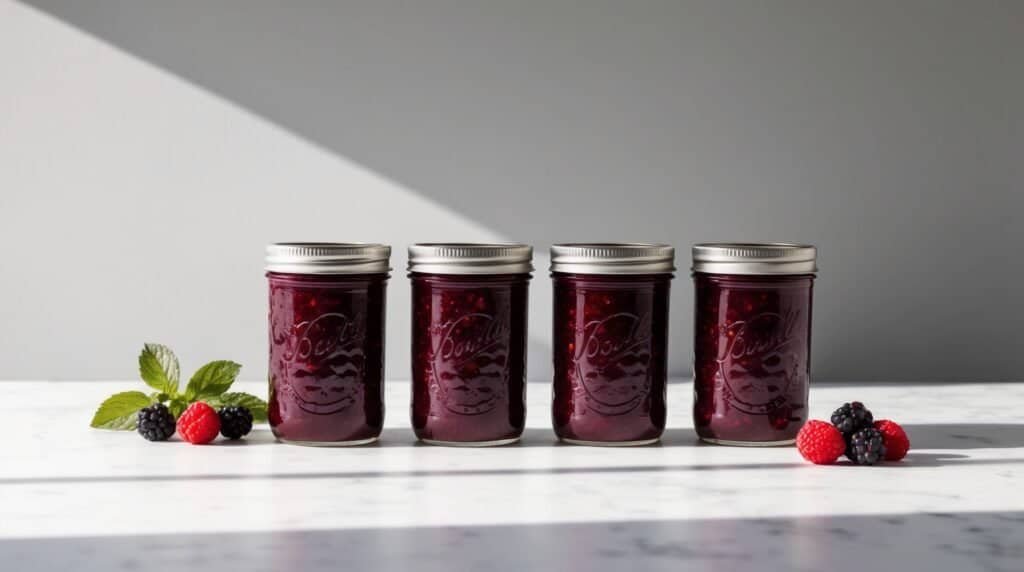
[138,343,180,394]
[91,391,155,429]
[185,360,242,400]
[90,343,268,430]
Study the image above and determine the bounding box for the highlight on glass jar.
[265,243,391,446]
[408,243,533,446]
[691,243,817,446]
[550,243,675,446]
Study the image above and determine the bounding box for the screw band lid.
[691,243,817,275]
[408,243,534,275]
[265,242,392,274]
[550,243,676,274]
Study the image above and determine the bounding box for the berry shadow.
[900,423,1024,450]
[820,452,970,469]
[208,427,277,446]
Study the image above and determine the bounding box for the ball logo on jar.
[717,309,803,415]
[574,312,652,416]
[274,312,366,416]
[431,312,510,416]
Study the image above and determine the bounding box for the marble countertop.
[2,380,1022,571]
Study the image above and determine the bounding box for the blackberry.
[830,401,874,435]
[218,406,253,440]
[137,403,176,441]
[846,427,887,465]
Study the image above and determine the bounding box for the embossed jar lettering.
[575,312,653,416]
[275,312,366,416]
[717,310,805,415]
[431,312,511,416]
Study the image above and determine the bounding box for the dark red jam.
[267,272,388,444]
[693,273,814,444]
[552,273,671,444]
[410,273,530,444]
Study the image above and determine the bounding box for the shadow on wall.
[3,511,1023,571]
[20,0,1024,380]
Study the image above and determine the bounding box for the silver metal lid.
[691,243,817,275]
[550,243,676,274]
[408,243,534,275]
[265,242,392,274]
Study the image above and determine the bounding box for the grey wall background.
[1,0,1022,381]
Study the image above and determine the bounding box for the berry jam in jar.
[692,243,817,446]
[266,243,391,446]
[409,243,532,446]
[551,244,675,446]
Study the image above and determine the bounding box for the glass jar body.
[692,273,814,445]
[410,273,530,445]
[552,273,672,445]
[267,272,388,445]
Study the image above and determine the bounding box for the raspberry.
[176,402,221,444]
[137,403,176,442]
[874,420,910,461]
[218,406,253,440]
[796,420,847,465]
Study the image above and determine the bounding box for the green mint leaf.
[138,343,180,394]
[90,391,153,430]
[168,397,187,419]
[185,360,241,400]
[206,392,268,422]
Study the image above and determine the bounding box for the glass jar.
[266,243,391,446]
[550,244,675,445]
[409,243,533,446]
[692,243,817,446]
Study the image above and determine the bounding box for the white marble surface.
[2,380,1023,571]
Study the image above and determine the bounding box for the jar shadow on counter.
[245,427,733,448]
[228,424,1024,453]
[5,454,1022,486]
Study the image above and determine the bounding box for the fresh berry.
[874,420,910,461]
[176,402,221,444]
[137,403,176,442]
[218,406,253,440]
[796,420,847,465]
[830,402,874,435]
[846,427,887,465]
[768,405,794,430]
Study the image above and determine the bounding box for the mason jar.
[409,243,533,446]
[266,243,391,446]
[550,243,675,446]
[692,243,817,446]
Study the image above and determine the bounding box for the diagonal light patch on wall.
[11,0,1024,382]
[0,0,553,380]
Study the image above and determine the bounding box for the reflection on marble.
[0,380,1022,571]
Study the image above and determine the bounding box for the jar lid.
[691,243,817,275]
[265,242,392,274]
[550,243,676,274]
[408,243,533,275]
